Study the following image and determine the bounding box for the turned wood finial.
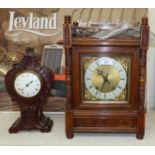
[140,16,149,49]
[63,16,72,47]
[25,47,35,57]
[64,16,71,23]
[142,17,148,25]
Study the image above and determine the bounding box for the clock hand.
[97,69,110,84]
[96,69,112,91]
[20,81,34,91]
[96,69,106,91]
[100,80,106,91]
[26,81,34,87]
[104,73,111,85]
[97,69,103,75]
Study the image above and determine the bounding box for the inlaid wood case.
[63,16,149,139]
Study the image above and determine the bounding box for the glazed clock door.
[72,46,139,110]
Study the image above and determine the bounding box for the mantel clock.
[5,47,53,133]
[63,16,149,139]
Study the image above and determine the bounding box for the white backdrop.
[146,9,155,110]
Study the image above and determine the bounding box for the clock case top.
[63,16,149,139]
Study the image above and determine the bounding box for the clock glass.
[14,71,41,98]
[82,56,130,104]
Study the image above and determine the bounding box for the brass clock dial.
[83,57,129,103]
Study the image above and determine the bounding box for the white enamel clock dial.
[14,71,41,98]
[84,57,127,100]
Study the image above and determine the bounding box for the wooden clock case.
[5,48,53,133]
[63,16,149,139]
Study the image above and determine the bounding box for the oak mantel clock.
[63,16,149,139]
[5,47,53,133]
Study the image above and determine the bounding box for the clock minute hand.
[104,73,111,85]
[20,81,34,91]
[96,69,106,91]
[96,70,111,91]
[26,81,34,87]
[101,80,106,91]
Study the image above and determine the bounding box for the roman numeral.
[118,85,122,89]
[86,78,91,81]
[89,85,93,89]
[118,69,123,72]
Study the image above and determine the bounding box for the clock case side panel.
[136,17,149,139]
[72,46,139,111]
[63,16,74,138]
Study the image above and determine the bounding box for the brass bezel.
[14,69,42,98]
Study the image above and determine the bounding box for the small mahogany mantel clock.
[63,16,149,139]
[5,48,53,133]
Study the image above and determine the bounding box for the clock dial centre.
[93,65,120,93]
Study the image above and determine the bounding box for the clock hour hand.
[97,69,105,80]
[20,81,34,91]
[96,69,112,91]
[26,81,34,87]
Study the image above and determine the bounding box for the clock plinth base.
[65,110,74,139]
[136,134,144,140]
[9,114,53,133]
[136,112,145,140]
[66,132,74,139]
[39,115,53,133]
